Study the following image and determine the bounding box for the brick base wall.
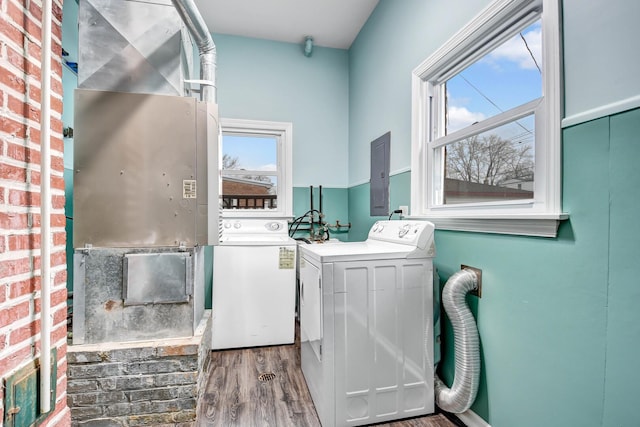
[67,311,212,426]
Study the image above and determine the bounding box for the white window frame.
[220,118,293,218]
[410,0,567,237]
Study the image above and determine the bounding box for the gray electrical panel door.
[370,132,390,216]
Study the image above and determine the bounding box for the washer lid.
[299,240,423,263]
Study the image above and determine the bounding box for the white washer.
[212,219,297,349]
[299,220,436,427]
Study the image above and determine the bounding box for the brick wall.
[0,0,70,425]
[67,311,212,426]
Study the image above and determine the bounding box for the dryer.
[299,220,436,427]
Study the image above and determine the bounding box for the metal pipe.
[319,185,323,219]
[170,0,216,103]
[434,269,480,413]
[309,185,314,227]
[39,0,53,413]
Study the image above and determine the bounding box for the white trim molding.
[455,409,492,427]
[410,0,567,237]
[562,94,640,128]
[411,213,568,237]
[220,118,293,218]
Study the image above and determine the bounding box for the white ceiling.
[193,0,380,50]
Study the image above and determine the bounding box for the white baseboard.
[455,409,491,427]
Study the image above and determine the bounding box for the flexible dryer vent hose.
[435,269,480,413]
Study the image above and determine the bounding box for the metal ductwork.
[435,269,481,413]
[170,0,217,103]
[78,0,188,96]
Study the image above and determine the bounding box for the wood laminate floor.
[197,331,462,427]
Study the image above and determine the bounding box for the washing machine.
[299,220,436,427]
[212,219,297,349]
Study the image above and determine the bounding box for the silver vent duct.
[78,0,186,96]
[435,269,481,413]
[171,0,217,103]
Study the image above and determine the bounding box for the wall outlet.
[399,205,408,217]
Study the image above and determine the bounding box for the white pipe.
[435,269,480,413]
[39,0,52,414]
[170,0,216,103]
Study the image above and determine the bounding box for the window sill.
[407,213,569,237]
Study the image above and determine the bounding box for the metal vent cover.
[258,372,276,382]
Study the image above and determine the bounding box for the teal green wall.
[348,0,488,184]
[62,0,77,297]
[214,34,350,188]
[61,3,640,425]
[602,109,640,426]
[348,1,640,426]
[292,187,349,241]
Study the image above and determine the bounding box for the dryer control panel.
[367,220,435,250]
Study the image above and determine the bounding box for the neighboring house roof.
[222,176,272,189]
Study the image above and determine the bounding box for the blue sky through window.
[222,134,277,172]
[446,20,542,135]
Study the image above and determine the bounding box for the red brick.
[24,15,42,44]
[52,117,63,134]
[51,156,64,173]
[0,300,31,329]
[9,320,38,345]
[52,194,64,209]
[8,233,40,251]
[6,142,38,163]
[52,251,66,268]
[54,269,67,285]
[34,252,66,271]
[51,96,63,114]
[56,343,67,367]
[0,345,32,375]
[9,277,40,298]
[52,213,64,227]
[0,235,5,253]
[0,116,28,138]
[0,333,6,352]
[0,257,31,279]
[29,2,43,22]
[51,175,64,192]
[53,231,65,246]
[6,0,27,26]
[0,17,24,47]
[29,85,41,104]
[51,136,63,152]
[0,65,26,94]
[53,305,66,325]
[8,188,40,206]
[0,163,27,182]
[51,321,66,343]
[7,93,28,116]
[0,212,30,229]
[6,44,27,73]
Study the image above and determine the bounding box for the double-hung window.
[410,0,566,237]
[220,118,293,218]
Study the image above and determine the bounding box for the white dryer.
[299,220,436,427]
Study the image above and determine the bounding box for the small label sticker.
[279,247,295,269]
[183,180,197,199]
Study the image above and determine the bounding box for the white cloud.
[257,163,277,171]
[447,106,486,133]
[486,28,542,70]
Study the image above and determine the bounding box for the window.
[410,0,566,237]
[220,118,293,217]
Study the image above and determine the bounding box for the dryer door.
[300,255,322,362]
